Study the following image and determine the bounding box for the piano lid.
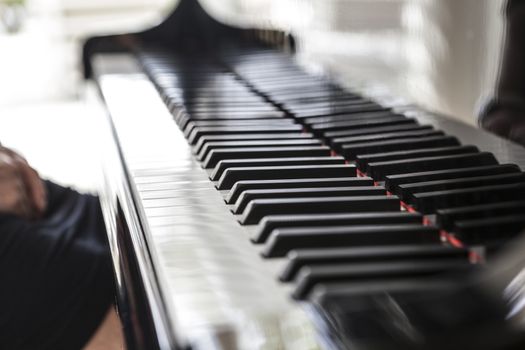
[83,0,295,78]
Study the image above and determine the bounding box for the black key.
[178,111,287,128]
[355,146,478,171]
[211,156,345,181]
[411,183,525,214]
[195,133,314,154]
[186,105,278,114]
[283,94,361,104]
[187,125,303,145]
[227,177,374,203]
[292,259,466,300]
[436,201,525,231]
[309,276,465,308]
[177,112,286,129]
[310,116,414,133]
[280,244,468,282]
[190,110,287,119]
[217,164,356,190]
[341,136,460,160]
[255,212,422,244]
[241,196,400,225]
[183,100,266,108]
[453,215,525,243]
[184,118,295,136]
[332,129,444,150]
[268,91,355,102]
[385,164,522,193]
[397,172,525,202]
[262,224,440,257]
[198,139,322,161]
[203,146,331,168]
[284,99,379,112]
[325,123,433,139]
[303,112,402,125]
[265,90,355,101]
[287,101,384,115]
[367,152,498,181]
[292,104,389,118]
[234,186,386,214]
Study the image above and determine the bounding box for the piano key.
[198,139,323,161]
[291,104,389,118]
[185,105,279,114]
[263,82,340,90]
[182,112,289,126]
[341,136,461,160]
[436,201,525,231]
[203,145,331,168]
[309,116,415,133]
[411,183,525,214]
[452,215,525,243]
[367,152,499,181]
[281,94,361,104]
[217,164,356,190]
[331,129,444,149]
[325,123,433,139]
[254,212,422,244]
[384,164,522,193]
[187,125,303,144]
[302,111,403,125]
[252,78,335,87]
[226,177,374,204]
[184,118,296,136]
[262,224,441,258]
[177,112,286,129]
[263,90,354,100]
[292,260,467,300]
[189,110,289,119]
[194,132,314,154]
[233,186,386,214]
[240,196,400,225]
[309,278,461,309]
[355,145,479,171]
[397,172,525,202]
[182,99,268,107]
[266,92,357,103]
[280,244,468,282]
[211,156,345,181]
[282,99,380,112]
[286,101,384,115]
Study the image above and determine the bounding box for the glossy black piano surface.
[85,1,525,349]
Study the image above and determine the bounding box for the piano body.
[84,1,525,349]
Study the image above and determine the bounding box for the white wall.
[0,0,173,107]
[204,0,507,125]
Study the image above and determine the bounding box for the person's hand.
[0,147,46,219]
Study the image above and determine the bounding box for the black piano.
[84,1,525,349]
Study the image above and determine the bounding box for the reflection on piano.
[84,1,525,349]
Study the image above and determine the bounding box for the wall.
[204,0,507,125]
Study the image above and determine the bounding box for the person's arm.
[479,0,525,146]
[0,146,47,219]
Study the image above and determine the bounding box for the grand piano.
[84,1,525,349]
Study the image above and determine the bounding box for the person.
[480,0,525,147]
[0,145,123,349]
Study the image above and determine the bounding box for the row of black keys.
[140,50,512,301]
[228,52,525,243]
[142,50,474,298]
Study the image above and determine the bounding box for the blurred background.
[0,0,506,189]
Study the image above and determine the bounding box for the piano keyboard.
[93,46,525,349]
[141,47,525,248]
